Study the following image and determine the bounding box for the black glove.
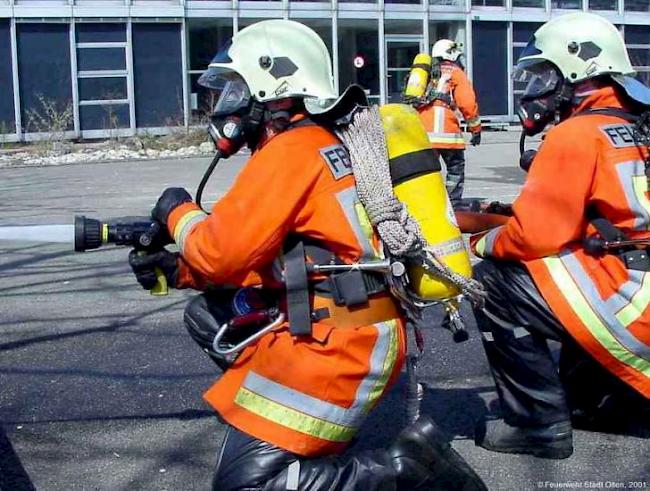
[484,201,514,216]
[129,249,179,290]
[152,187,193,226]
[470,132,481,146]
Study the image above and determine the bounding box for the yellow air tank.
[379,103,472,300]
[404,53,432,99]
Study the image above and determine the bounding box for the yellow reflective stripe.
[354,202,380,258]
[173,209,207,252]
[364,319,398,411]
[544,257,650,377]
[474,235,487,257]
[467,117,481,128]
[615,272,650,327]
[234,387,357,443]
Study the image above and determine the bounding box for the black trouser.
[213,426,397,491]
[474,259,647,427]
[439,149,466,206]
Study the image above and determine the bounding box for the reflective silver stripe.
[243,371,357,427]
[482,226,503,257]
[433,106,445,133]
[286,461,300,490]
[241,320,397,429]
[427,237,466,257]
[482,331,494,342]
[335,187,376,260]
[558,252,650,361]
[174,210,208,254]
[427,131,463,140]
[615,160,650,231]
[513,327,530,339]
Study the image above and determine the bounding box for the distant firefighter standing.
[408,39,482,206]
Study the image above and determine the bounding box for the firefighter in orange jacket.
[470,12,650,460]
[417,40,482,206]
[128,20,486,491]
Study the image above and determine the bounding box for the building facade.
[0,0,649,141]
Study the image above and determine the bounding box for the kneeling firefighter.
[470,12,650,459]
[128,20,487,490]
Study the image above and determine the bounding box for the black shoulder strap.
[283,240,312,337]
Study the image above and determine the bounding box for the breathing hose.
[195,150,223,213]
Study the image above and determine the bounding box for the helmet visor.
[513,61,562,99]
[517,37,543,61]
[198,69,251,116]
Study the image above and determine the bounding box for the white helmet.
[198,20,338,114]
[431,39,463,62]
[516,12,634,84]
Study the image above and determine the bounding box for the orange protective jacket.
[166,120,406,456]
[418,61,481,150]
[472,86,650,398]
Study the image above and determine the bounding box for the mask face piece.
[212,77,252,117]
[513,61,566,136]
[199,67,263,156]
[517,96,557,136]
[208,115,245,157]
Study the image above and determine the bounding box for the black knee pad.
[184,292,236,370]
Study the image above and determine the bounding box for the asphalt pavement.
[0,133,648,491]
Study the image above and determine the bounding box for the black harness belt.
[284,241,313,337]
[283,239,389,337]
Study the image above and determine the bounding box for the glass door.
[385,36,424,103]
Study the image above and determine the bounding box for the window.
[551,0,581,8]
[472,21,508,116]
[512,22,543,110]
[625,25,650,86]
[17,23,73,133]
[132,23,183,127]
[384,21,424,103]
[428,21,465,52]
[624,0,650,11]
[187,18,233,123]
[472,0,505,6]
[75,23,129,131]
[513,0,544,8]
[338,19,379,102]
[0,19,15,134]
[385,0,420,6]
[589,0,617,9]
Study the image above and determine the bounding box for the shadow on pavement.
[0,423,36,491]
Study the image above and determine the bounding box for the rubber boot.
[475,419,573,459]
[389,416,488,491]
[215,418,488,491]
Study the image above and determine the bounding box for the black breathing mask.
[199,71,266,157]
[207,102,264,158]
[514,61,574,173]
